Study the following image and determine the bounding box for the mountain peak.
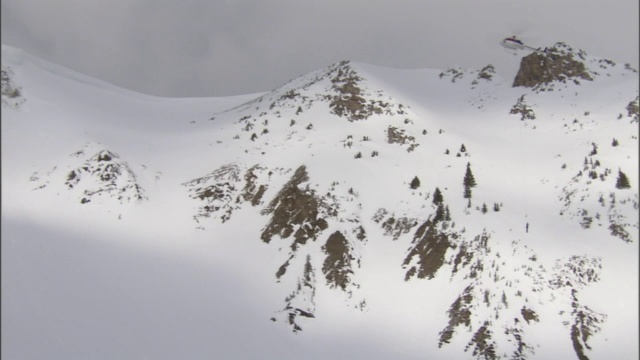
[512,42,634,91]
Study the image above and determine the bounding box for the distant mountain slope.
[2,44,638,360]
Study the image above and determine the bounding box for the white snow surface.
[2,44,638,360]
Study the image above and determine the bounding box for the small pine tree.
[463,162,477,188]
[493,203,500,212]
[612,138,619,146]
[444,205,451,221]
[481,203,488,214]
[463,185,472,199]
[434,204,445,222]
[616,169,631,189]
[433,187,444,205]
[410,176,421,189]
[460,144,467,152]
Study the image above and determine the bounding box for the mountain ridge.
[2,43,638,360]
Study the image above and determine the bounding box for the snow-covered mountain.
[2,43,638,360]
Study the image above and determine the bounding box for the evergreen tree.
[481,203,488,214]
[410,176,421,189]
[463,162,477,188]
[463,162,476,199]
[460,144,467,152]
[434,204,445,222]
[612,138,619,147]
[433,187,443,205]
[463,185,472,199]
[616,169,631,189]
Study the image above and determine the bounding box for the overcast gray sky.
[2,0,638,97]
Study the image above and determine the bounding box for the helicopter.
[501,35,544,52]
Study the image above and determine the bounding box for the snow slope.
[2,43,638,360]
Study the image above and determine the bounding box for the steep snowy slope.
[2,43,638,360]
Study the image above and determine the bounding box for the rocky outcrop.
[66,149,146,204]
[513,43,593,90]
[260,166,328,248]
[626,96,639,123]
[510,95,536,121]
[551,255,606,360]
[272,255,317,333]
[183,163,270,224]
[29,144,148,211]
[327,61,408,121]
[387,126,419,152]
[1,66,24,109]
[322,231,356,291]
[439,64,496,85]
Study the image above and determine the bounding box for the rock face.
[1,66,24,109]
[31,145,147,206]
[513,42,593,90]
[260,166,328,247]
[275,255,317,333]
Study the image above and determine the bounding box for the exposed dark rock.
[570,293,606,360]
[510,95,536,121]
[64,149,146,204]
[322,231,354,291]
[439,285,474,346]
[626,96,639,123]
[551,256,606,360]
[183,163,241,223]
[403,217,456,281]
[465,321,497,360]
[326,61,406,121]
[239,164,268,206]
[280,255,316,333]
[513,43,593,90]
[387,126,418,152]
[1,66,24,108]
[261,166,328,248]
[521,307,539,324]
